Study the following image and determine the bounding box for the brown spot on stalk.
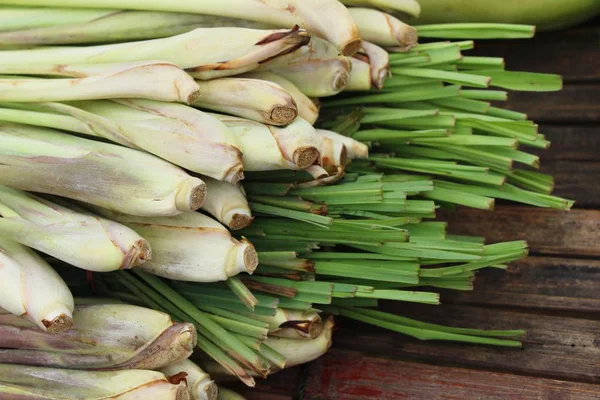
[255,25,300,45]
[167,371,188,385]
[280,317,324,339]
[42,314,74,333]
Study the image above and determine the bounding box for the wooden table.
[236,19,600,399]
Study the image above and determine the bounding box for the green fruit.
[415,0,600,31]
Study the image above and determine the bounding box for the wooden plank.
[440,256,600,313]
[471,21,600,82]
[301,349,600,400]
[440,207,600,257]
[538,160,600,206]
[332,304,600,382]
[534,125,599,161]
[503,84,600,122]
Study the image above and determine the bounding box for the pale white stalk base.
[0,26,310,80]
[316,129,369,159]
[241,71,320,124]
[211,114,320,171]
[348,8,418,49]
[0,238,74,333]
[0,364,190,400]
[361,41,390,89]
[162,359,218,400]
[0,187,151,271]
[271,57,351,97]
[254,309,324,339]
[193,78,297,126]
[200,176,253,230]
[0,123,206,216]
[263,316,334,369]
[346,57,373,91]
[0,61,199,103]
[95,210,258,282]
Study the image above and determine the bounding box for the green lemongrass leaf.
[339,307,522,346]
[460,90,508,102]
[226,277,259,311]
[429,97,490,114]
[323,85,461,107]
[416,23,535,39]
[249,202,332,227]
[391,67,490,88]
[486,106,528,120]
[421,186,494,210]
[457,56,505,70]
[466,70,563,91]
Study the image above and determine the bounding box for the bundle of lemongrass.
[0,0,573,396]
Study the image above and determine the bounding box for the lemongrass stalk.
[340,0,422,17]
[95,210,258,282]
[218,387,246,400]
[272,57,352,97]
[0,0,360,56]
[0,27,310,79]
[161,359,218,400]
[348,8,418,50]
[0,7,115,32]
[0,123,206,216]
[192,77,297,126]
[0,304,196,369]
[78,99,243,182]
[361,41,390,89]
[211,114,321,171]
[0,187,150,271]
[263,316,334,368]
[254,309,324,339]
[0,238,74,333]
[0,11,219,45]
[346,57,372,91]
[0,101,243,183]
[0,364,190,400]
[0,61,199,103]
[200,176,253,231]
[241,71,319,125]
[317,129,369,159]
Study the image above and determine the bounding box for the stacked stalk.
[0,1,575,394]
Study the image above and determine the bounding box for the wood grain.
[534,125,600,161]
[471,21,600,82]
[502,84,600,122]
[303,349,600,400]
[441,207,600,257]
[538,161,600,206]
[440,256,600,312]
[332,304,600,382]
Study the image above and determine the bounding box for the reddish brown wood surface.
[442,207,600,257]
[441,256,600,312]
[332,305,600,383]
[302,350,600,400]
